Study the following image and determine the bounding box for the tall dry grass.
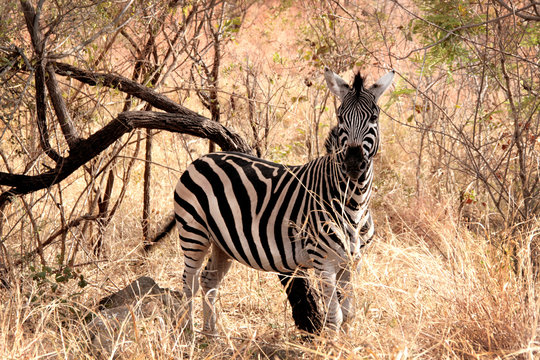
[1,185,537,359]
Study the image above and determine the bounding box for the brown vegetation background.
[0,0,539,358]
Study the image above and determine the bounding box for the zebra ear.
[369,70,395,103]
[324,67,349,100]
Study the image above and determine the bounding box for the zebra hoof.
[202,321,218,337]
[202,328,218,338]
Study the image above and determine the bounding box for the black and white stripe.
[174,67,394,333]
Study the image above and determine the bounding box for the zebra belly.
[203,205,305,273]
[176,200,304,273]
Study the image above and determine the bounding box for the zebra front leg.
[336,265,355,325]
[200,245,232,335]
[317,267,343,331]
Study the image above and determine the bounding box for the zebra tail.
[143,213,176,253]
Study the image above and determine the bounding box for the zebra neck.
[327,153,373,213]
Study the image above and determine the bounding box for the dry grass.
[1,191,538,359]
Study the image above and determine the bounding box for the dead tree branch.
[0,110,251,206]
[21,0,80,152]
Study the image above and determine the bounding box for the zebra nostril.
[345,145,364,163]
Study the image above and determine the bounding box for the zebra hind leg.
[181,236,211,334]
[200,245,232,335]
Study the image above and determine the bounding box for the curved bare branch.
[0,110,251,207]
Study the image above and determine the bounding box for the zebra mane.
[352,72,365,95]
[324,125,340,155]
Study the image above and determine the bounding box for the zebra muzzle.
[344,145,367,180]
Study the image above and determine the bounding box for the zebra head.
[324,67,394,181]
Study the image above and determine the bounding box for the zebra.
[174,66,394,333]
